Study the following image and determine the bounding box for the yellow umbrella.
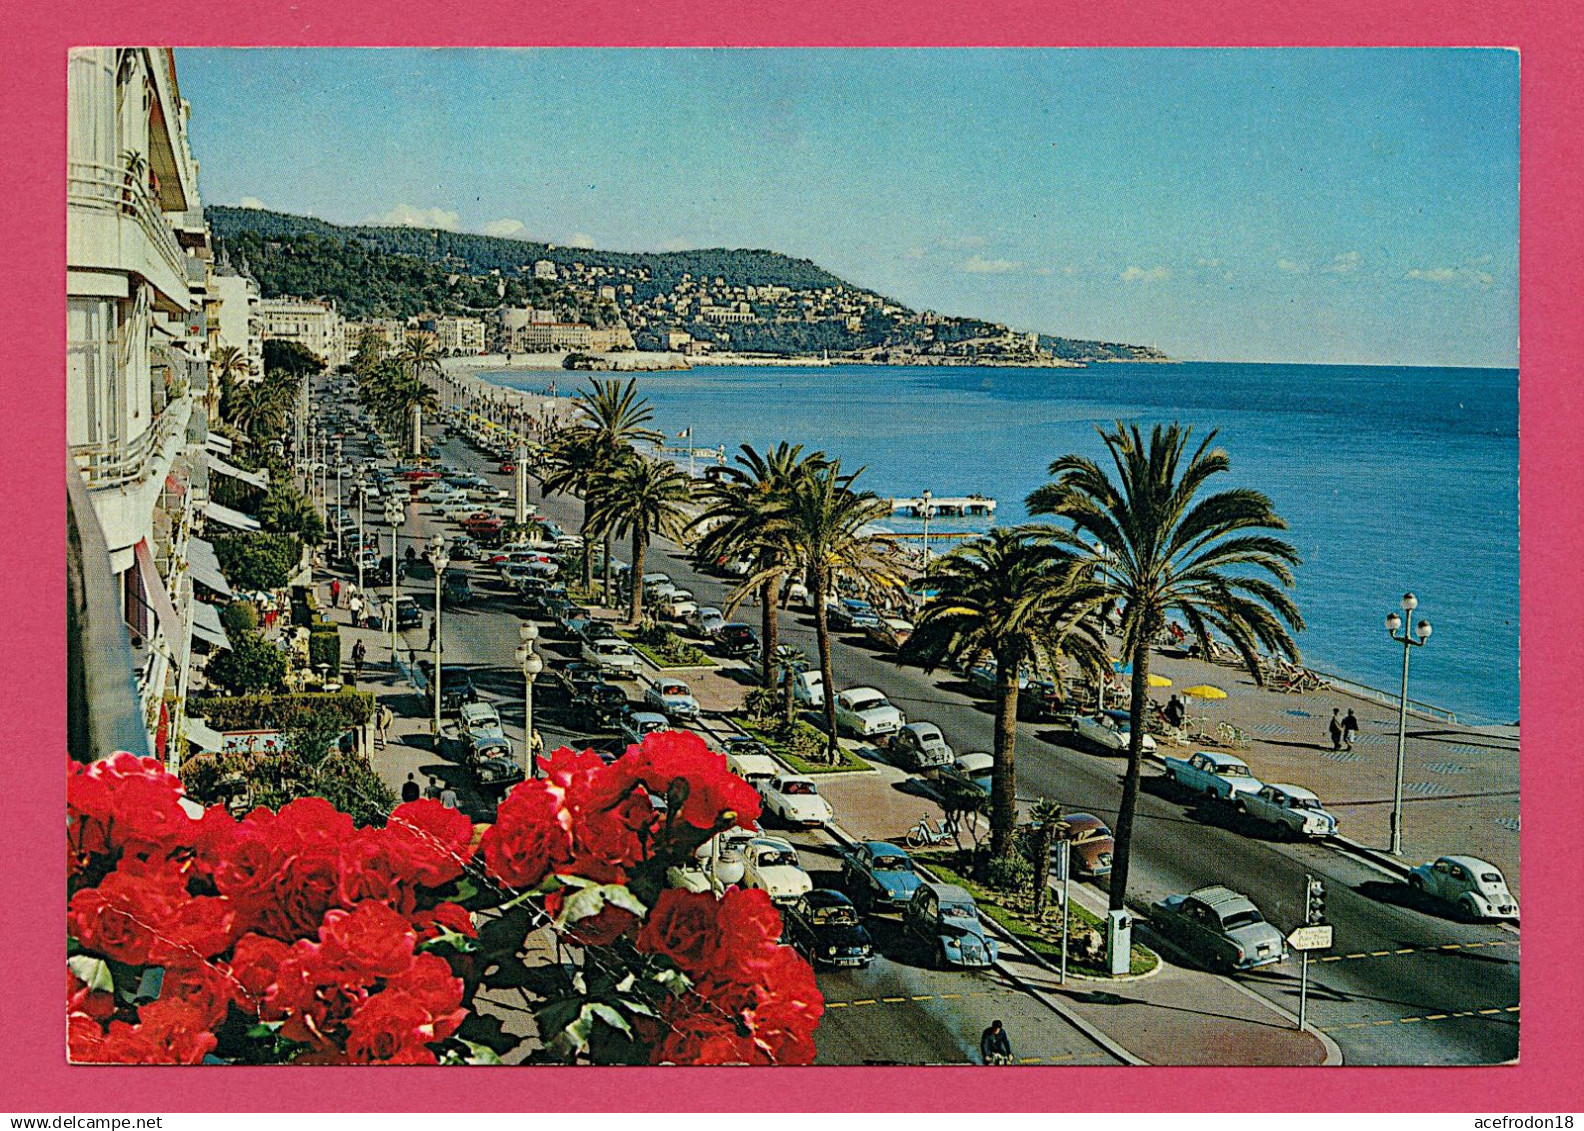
[1182,684,1227,700]
[1148,673,1172,688]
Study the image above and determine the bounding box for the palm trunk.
[580,508,594,593]
[629,531,647,625]
[813,567,839,762]
[602,529,614,607]
[1109,644,1152,913]
[1032,824,1054,918]
[759,575,778,687]
[990,647,1021,860]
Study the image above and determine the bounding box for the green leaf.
[67,955,114,994]
[417,929,479,955]
[245,1021,285,1039]
[555,882,647,928]
[458,1039,505,1065]
[456,1011,521,1056]
[588,1002,632,1038]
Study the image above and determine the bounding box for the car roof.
[630,711,669,725]
[804,889,856,909]
[863,841,908,858]
[656,680,692,693]
[1438,855,1499,872]
[721,622,754,632]
[1197,750,1250,768]
[841,686,885,699]
[775,774,817,786]
[1063,812,1108,831]
[1188,885,1258,914]
[955,752,994,770]
[904,722,943,738]
[1265,783,1320,801]
[923,882,976,905]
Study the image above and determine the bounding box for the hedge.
[188,688,375,731]
[309,626,341,677]
[210,533,303,592]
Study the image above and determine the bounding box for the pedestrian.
[351,639,367,680]
[427,617,437,652]
[1164,693,1185,729]
[425,776,444,801]
[980,1020,1013,1066]
[401,773,420,804]
[1341,709,1360,751]
[1328,708,1343,751]
[440,784,459,810]
[349,593,365,627]
[375,702,393,749]
[330,578,342,608]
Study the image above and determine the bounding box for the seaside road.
[429,425,1519,1066]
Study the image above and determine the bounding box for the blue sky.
[177,48,1518,367]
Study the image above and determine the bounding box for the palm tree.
[210,345,248,419]
[398,336,442,456]
[906,527,1107,859]
[541,429,612,591]
[585,456,694,624]
[782,460,898,761]
[691,442,825,686]
[1027,421,1304,912]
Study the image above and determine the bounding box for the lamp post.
[1384,592,1432,855]
[334,441,345,561]
[354,471,368,594]
[515,623,544,780]
[384,497,405,661]
[920,488,934,564]
[515,443,529,526]
[427,534,451,739]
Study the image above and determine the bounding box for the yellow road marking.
[912,995,934,1001]
[882,996,907,1003]
[1425,1013,1448,1020]
[1319,1006,1517,1034]
[939,993,962,1000]
[1395,948,1416,954]
[1321,955,1342,962]
[1372,1019,1396,1026]
[1479,1008,1501,1015]
[1346,952,1368,959]
[1019,1057,1043,1064]
[826,1001,849,1009]
[1400,1017,1423,1023]
[1370,950,1392,957]
[1506,1006,1520,1012]
[1441,944,1462,950]
[851,998,876,1006]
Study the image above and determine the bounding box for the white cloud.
[1277,258,1308,274]
[566,231,597,249]
[901,246,927,261]
[367,204,461,231]
[1322,250,1361,275]
[1406,263,1494,287]
[481,218,525,238]
[1121,265,1170,283]
[238,196,267,210]
[658,237,691,252]
[961,255,1022,274]
[939,235,986,250]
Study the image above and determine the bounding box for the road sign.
[1287,924,1334,951]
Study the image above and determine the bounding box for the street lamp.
[384,497,405,661]
[515,623,544,779]
[353,470,368,593]
[1384,592,1432,855]
[427,533,451,739]
[334,441,345,560]
[920,488,934,564]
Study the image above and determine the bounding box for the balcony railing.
[70,395,189,491]
[67,160,188,298]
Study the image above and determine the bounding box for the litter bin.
[1107,909,1132,977]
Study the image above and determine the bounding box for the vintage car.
[571,682,629,730]
[1074,709,1158,755]
[1240,783,1339,838]
[716,623,759,658]
[839,840,924,912]
[890,721,954,773]
[1148,885,1288,972]
[463,733,524,789]
[1407,856,1519,921]
[760,775,833,828]
[618,710,671,748]
[582,637,642,678]
[1051,813,1115,878]
[784,890,874,967]
[938,751,994,796]
[742,836,813,906]
[1163,750,1263,802]
[458,700,505,741]
[903,883,998,968]
[833,687,906,738]
[723,740,781,796]
[644,678,701,721]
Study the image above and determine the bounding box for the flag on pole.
[677,428,692,439]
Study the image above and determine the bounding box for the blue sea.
[486,362,1519,724]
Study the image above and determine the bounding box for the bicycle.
[905,814,953,849]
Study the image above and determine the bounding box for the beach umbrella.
[1182,684,1227,700]
[1148,674,1172,688]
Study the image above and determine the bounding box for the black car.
[784,890,874,968]
[573,682,630,730]
[717,623,759,658]
[555,662,607,698]
[394,595,423,628]
[442,572,475,606]
[417,661,478,713]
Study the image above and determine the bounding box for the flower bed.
[919,854,1159,978]
[621,626,716,669]
[736,719,872,774]
[67,731,824,1065]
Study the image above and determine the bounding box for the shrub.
[219,599,259,636]
[204,631,288,695]
[983,850,1033,894]
[186,689,374,731]
[743,686,780,723]
[308,625,341,677]
[210,533,303,591]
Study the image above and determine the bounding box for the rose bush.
[67,730,820,1065]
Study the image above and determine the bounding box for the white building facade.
[260,296,347,369]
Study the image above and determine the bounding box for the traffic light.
[1305,876,1327,924]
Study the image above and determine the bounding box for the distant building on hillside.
[436,316,486,355]
[259,297,346,368]
[533,259,557,280]
[210,269,263,380]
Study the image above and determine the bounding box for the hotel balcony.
[67,160,190,313]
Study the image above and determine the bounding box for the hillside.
[206,206,1169,364]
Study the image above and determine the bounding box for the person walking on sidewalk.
[1328,708,1343,751]
[351,639,367,681]
[980,1020,1013,1065]
[375,702,393,749]
[330,578,342,608]
[440,784,459,810]
[349,592,365,628]
[425,776,444,801]
[1341,709,1360,751]
[401,773,420,804]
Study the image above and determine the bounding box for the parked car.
[865,617,915,651]
[903,883,998,968]
[657,589,698,622]
[573,682,629,730]
[582,637,642,678]
[416,661,478,713]
[838,840,924,912]
[1051,813,1114,878]
[784,891,874,967]
[717,623,758,658]
[833,687,906,738]
[937,751,994,796]
[760,775,833,827]
[789,669,825,710]
[555,661,607,698]
[442,572,475,606]
[686,606,727,639]
[1148,885,1287,972]
[724,741,781,795]
[741,836,813,906]
[464,734,524,789]
[1240,783,1339,838]
[449,535,480,561]
[890,722,954,773]
[966,661,1033,697]
[827,596,882,632]
[644,678,701,720]
[619,710,671,748]
[783,578,810,606]
[1407,856,1520,921]
[1074,709,1157,755]
[458,700,505,741]
[1163,750,1263,802]
[394,595,423,629]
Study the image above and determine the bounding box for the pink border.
[10,0,1581,1112]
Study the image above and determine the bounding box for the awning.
[191,599,232,651]
[133,538,186,669]
[205,501,261,532]
[182,717,228,754]
[207,452,268,490]
[187,537,233,597]
[205,433,234,456]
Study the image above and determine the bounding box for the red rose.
[561,902,639,948]
[599,731,762,831]
[228,932,290,1014]
[275,796,357,847]
[265,939,371,1046]
[336,831,419,915]
[649,1003,757,1066]
[479,782,573,889]
[384,953,466,1041]
[68,753,195,866]
[263,843,344,942]
[157,962,236,1030]
[67,1013,106,1063]
[66,766,113,862]
[94,998,218,1065]
[410,902,476,943]
[317,902,418,980]
[572,786,656,872]
[635,889,718,976]
[343,991,441,1065]
[381,799,476,887]
[67,969,116,1022]
[68,860,187,966]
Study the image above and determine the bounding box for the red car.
[498,461,516,474]
[399,468,441,482]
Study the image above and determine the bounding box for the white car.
[725,748,782,795]
[761,775,834,827]
[1408,856,1520,921]
[686,606,727,639]
[742,836,814,905]
[784,578,810,606]
[1074,710,1157,755]
[644,678,701,720]
[789,669,824,710]
[458,700,505,741]
[1240,783,1339,838]
[657,589,697,620]
[582,637,642,678]
[834,687,906,738]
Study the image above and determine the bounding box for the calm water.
[489,362,1519,723]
